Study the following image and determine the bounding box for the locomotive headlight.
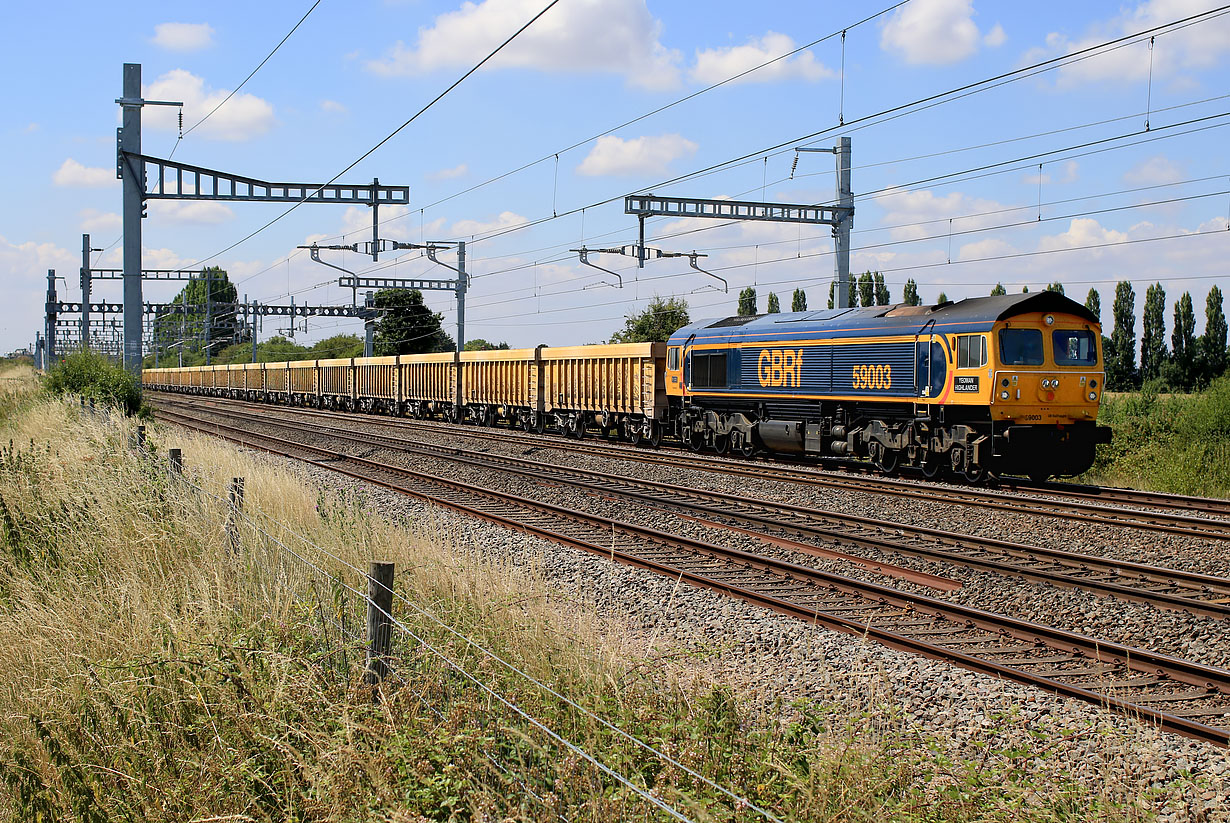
[1088,391,1097,401]
[1044,314,1055,326]
[1001,390,1010,400]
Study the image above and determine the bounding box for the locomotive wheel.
[734,430,756,458]
[962,465,989,484]
[686,429,705,451]
[920,458,944,480]
[712,433,730,455]
[874,447,901,476]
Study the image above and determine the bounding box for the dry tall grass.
[0,388,1185,821]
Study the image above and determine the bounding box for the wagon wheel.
[533,414,547,435]
[1028,469,1050,484]
[572,417,587,439]
[712,433,731,455]
[647,421,662,448]
[628,424,644,446]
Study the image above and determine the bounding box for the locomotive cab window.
[1052,329,1098,366]
[690,351,728,388]
[667,346,681,370]
[956,334,987,369]
[999,328,1044,366]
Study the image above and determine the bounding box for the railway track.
[154,397,1230,619]
[146,391,1230,541]
[152,400,1230,746]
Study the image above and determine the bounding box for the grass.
[0,376,1201,820]
[1082,375,1230,497]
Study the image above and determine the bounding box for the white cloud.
[151,22,215,52]
[689,32,833,85]
[1037,217,1129,253]
[366,0,681,90]
[143,69,275,141]
[23,123,38,134]
[429,163,468,180]
[984,23,1006,48]
[577,134,697,177]
[148,200,235,225]
[880,0,989,65]
[451,211,529,237]
[0,235,76,354]
[53,158,115,188]
[78,209,121,234]
[1123,155,1183,185]
[1028,0,1230,87]
[876,187,1011,241]
[320,99,347,114]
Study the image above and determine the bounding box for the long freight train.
[143,291,1111,482]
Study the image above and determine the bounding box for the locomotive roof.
[674,291,1098,339]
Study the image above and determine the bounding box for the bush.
[42,351,145,416]
[1084,375,1230,495]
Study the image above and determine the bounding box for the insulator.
[789,153,799,179]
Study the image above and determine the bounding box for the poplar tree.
[737,287,758,316]
[858,272,874,307]
[1140,283,1168,383]
[827,282,835,309]
[1203,285,1228,381]
[1046,282,1065,295]
[791,288,807,312]
[903,279,921,306]
[766,292,781,313]
[1085,288,1101,323]
[1168,292,1197,390]
[990,283,1006,296]
[937,291,949,304]
[1106,281,1137,390]
[873,272,890,305]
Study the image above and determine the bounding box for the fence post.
[88,397,95,413]
[79,397,85,410]
[135,425,146,450]
[365,561,395,698]
[226,477,245,553]
[168,448,182,476]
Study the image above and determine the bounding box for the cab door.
[665,341,684,396]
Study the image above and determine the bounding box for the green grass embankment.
[1083,376,1230,497]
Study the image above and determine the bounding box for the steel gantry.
[618,137,855,307]
[116,62,409,374]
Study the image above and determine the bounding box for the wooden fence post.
[168,448,182,475]
[365,562,395,698]
[226,477,245,553]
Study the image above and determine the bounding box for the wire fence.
[96,403,783,822]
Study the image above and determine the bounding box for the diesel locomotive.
[143,291,1111,483]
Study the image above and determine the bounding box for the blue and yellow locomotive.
[665,292,1111,482]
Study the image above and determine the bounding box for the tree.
[1106,281,1137,390]
[1085,288,1101,323]
[1022,285,1030,293]
[936,291,949,304]
[902,279,921,306]
[827,282,835,309]
[1140,282,1168,383]
[737,287,758,316]
[464,338,512,351]
[1046,282,1065,295]
[791,288,807,312]
[857,272,874,308]
[990,283,1006,296]
[766,292,781,313]
[1166,292,1197,390]
[873,272,890,305]
[372,289,454,355]
[609,295,690,343]
[160,266,247,360]
[1202,285,1227,382]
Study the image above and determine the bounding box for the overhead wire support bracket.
[570,246,624,289]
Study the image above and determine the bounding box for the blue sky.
[3,0,1229,355]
